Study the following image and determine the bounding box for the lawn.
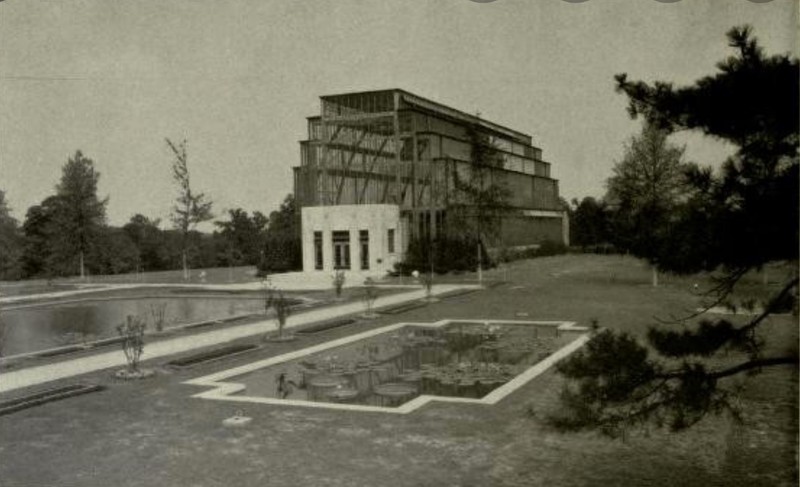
[0,254,796,486]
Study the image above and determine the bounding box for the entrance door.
[332,231,351,270]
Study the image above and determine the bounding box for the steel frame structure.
[294,89,562,240]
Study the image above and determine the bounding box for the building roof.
[319,89,533,144]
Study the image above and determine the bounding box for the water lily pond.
[229,321,575,408]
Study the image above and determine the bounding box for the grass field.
[0,254,796,486]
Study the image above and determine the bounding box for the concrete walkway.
[0,284,477,394]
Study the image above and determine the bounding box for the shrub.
[536,239,568,257]
[117,315,147,373]
[395,236,492,275]
[258,235,302,276]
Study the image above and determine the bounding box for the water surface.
[2,296,267,356]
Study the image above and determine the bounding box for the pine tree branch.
[656,356,798,381]
[654,267,750,324]
[709,356,798,380]
[739,276,798,334]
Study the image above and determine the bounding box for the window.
[387,229,395,254]
[435,211,445,238]
[313,231,323,270]
[359,230,369,270]
[332,231,351,270]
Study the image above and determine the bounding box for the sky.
[0,0,796,229]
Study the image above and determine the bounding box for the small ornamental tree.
[117,315,147,374]
[420,272,436,302]
[332,270,346,299]
[362,278,379,318]
[149,303,167,333]
[264,283,293,340]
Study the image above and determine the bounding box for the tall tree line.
[0,148,301,280]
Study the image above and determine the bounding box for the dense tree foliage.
[569,197,610,250]
[5,148,301,279]
[553,26,798,436]
[215,208,269,266]
[258,194,302,275]
[0,191,23,280]
[122,214,170,272]
[21,196,59,277]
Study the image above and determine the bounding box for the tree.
[116,314,147,375]
[263,283,293,341]
[0,190,23,280]
[570,197,610,250]
[553,26,798,436]
[259,194,302,275]
[215,208,269,266]
[95,228,139,275]
[166,138,213,280]
[605,123,691,285]
[50,151,108,278]
[450,123,510,277]
[123,214,169,272]
[21,196,59,278]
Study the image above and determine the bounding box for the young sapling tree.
[149,302,167,333]
[332,270,346,300]
[362,278,379,319]
[420,272,438,302]
[264,282,294,341]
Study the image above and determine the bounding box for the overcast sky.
[0,0,795,228]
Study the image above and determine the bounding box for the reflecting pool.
[2,296,271,356]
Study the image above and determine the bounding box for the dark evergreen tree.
[553,26,798,435]
[50,151,108,277]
